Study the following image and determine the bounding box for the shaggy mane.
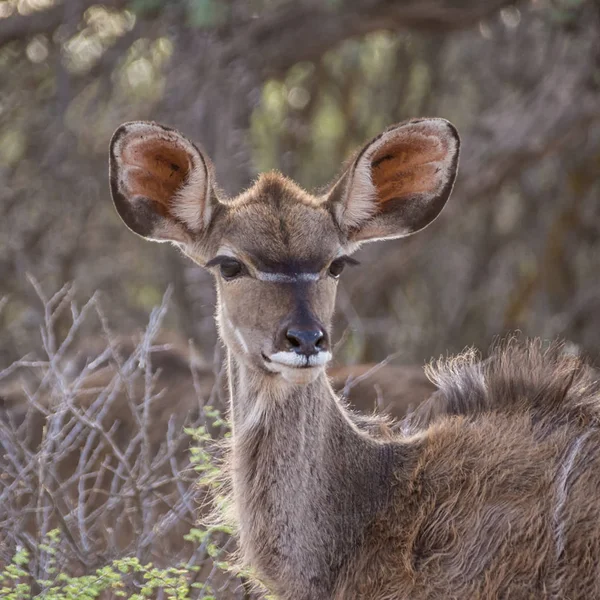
[406,338,600,431]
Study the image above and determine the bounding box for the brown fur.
[335,340,600,599]
[109,118,600,598]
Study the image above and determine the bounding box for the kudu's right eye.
[206,256,246,280]
[220,259,244,280]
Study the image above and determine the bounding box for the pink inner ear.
[371,131,448,205]
[120,137,192,215]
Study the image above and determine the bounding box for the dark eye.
[328,258,347,279]
[206,255,248,280]
[220,258,244,280]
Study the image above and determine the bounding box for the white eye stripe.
[255,271,321,283]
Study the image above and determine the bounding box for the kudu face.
[109,119,459,384]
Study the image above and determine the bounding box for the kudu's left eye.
[328,258,347,279]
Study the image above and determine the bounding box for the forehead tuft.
[231,172,319,208]
[223,172,341,271]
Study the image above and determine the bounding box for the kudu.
[109,118,600,599]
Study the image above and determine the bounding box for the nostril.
[315,331,325,349]
[286,331,302,349]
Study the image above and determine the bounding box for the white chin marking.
[268,350,332,369]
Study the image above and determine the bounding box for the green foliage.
[1,548,210,599]
[128,0,164,17]
[186,405,230,489]
[0,410,239,600]
[186,0,229,29]
[129,0,230,29]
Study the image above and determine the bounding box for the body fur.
[225,340,600,599]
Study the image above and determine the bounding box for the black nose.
[285,327,326,356]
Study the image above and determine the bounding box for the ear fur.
[109,121,216,243]
[328,118,460,243]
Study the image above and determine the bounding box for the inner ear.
[119,135,194,217]
[370,129,450,208]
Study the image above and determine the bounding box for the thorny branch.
[0,283,245,597]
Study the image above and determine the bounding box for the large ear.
[327,118,459,243]
[109,121,218,244]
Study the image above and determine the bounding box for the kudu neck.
[225,349,397,598]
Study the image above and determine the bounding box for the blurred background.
[1,0,600,595]
[1,0,600,367]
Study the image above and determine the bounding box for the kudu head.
[109,119,459,384]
